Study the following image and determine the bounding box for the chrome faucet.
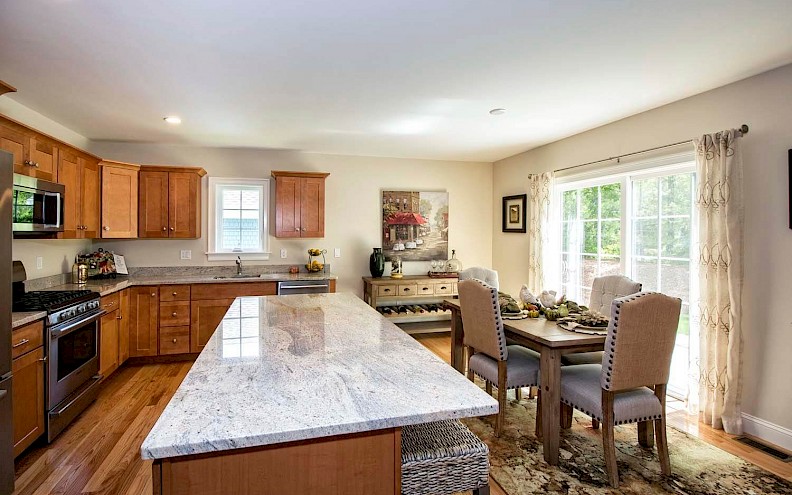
[236,256,242,276]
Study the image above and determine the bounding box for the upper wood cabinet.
[272,171,329,238]
[100,160,140,238]
[58,149,101,239]
[139,166,206,239]
[0,121,58,182]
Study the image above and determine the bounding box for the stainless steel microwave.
[12,174,65,234]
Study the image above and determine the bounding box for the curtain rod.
[533,124,749,176]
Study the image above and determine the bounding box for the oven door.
[12,174,65,234]
[48,311,103,409]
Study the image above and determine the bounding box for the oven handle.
[50,310,106,340]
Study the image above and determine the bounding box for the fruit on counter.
[524,303,539,311]
[308,248,323,256]
[543,308,561,320]
[558,304,569,318]
[527,310,540,318]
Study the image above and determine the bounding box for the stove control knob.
[78,306,86,313]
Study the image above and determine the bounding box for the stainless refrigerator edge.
[1,149,15,494]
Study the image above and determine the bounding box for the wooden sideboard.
[362,275,457,329]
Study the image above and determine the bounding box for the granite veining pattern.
[12,311,47,329]
[140,293,497,460]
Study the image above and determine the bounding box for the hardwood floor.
[12,330,787,495]
[413,331,792,483]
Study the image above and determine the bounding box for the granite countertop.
[140,293,497,460]
[12,272,339,327]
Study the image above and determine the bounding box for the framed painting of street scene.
[381,190,448,261]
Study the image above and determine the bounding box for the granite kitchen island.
[141,292,497,495]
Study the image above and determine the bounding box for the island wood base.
[152,428,402,495]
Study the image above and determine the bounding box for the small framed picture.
[502,194,527,233]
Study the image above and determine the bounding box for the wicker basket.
[401,420,489,495]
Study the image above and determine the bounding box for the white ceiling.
[2,0,792,162]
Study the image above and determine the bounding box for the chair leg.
[473,484,490,495]
[515,387,523,402]
[592,418,600,430]
[602,390,619,488]
[528,386,537,399]
[638,420,655,448]
[485,381,492,396]
[535,391,543,439]
[561,402,573,429]
[655,384,671,476]
[466,347,475,382]
[495,361,507,437]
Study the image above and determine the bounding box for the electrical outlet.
[180,250,192,260]
[36,256,43,270]
[334,248,341,258]
[280,249,287,259]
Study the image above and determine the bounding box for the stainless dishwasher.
[277,280,331,295]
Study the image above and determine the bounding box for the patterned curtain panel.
[693,130,744,434]
[527,172,554,293]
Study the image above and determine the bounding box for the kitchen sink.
[213,274,263,280]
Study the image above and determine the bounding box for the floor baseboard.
[742,413,792,453]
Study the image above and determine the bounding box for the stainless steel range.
[12,263,105,441]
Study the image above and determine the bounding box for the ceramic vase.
[369,248,385,277]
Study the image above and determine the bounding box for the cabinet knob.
[172,312,178,317]
[170,227,175,231]
[116,315,122,320]
[172,338,177,343]
[162,227,167,231]
[151,293,156,297]
[172,292,178,296]
[295,227,300,231]
[103,226,110,231]
[34,162,40,168]
[301,228,306,231]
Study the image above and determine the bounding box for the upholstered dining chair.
[559,292,681,488]
[458,279,539,436]
[561,275,642,367]
[459,267,499,290]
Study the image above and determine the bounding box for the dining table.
[443,298,607,466]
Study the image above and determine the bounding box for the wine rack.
[362,275,457,327]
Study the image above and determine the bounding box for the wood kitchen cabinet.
[100,160,140,238]
[99,310,120,378]
[58,149,101,239]
[190,298,236,353]
[272,171,329,238]
[139,166,206,239]
[0,120,58,182]
[129,286,160,357]
[119,288,130,364]
[12,346,45,457]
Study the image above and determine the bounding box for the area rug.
[461,394,792,495]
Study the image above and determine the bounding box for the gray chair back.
[458,279,507,361]
[589,275,642,317]
[601,292,682,392]
[459,267,499,290]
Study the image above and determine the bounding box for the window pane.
[661,218,690,258]
[241,189,260,209]
[661,174,693,216]
[561,222,573,252]
[563,191,577,221]
[223,230,241,249]
[600,183,621,219]
[222,189,242,210]
[633,219,658,257]
[580,187,598,220]
[581,254,597,289]
[633,177,658,217]
[633,257,658,291]
[583,221,598,254]
[600,220,620,256]
[600,256,621,276]
[661,259,690,303]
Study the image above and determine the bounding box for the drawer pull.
[172,312,178,317]
[403,288,410,292]
[12,338,30,348]
[383,288,391,292]
[151,293,156,297]
[172,338,177,343]
[116,315,122,320]
[440,286,447,290]
[422,287,429,291]
[172,292,178,296]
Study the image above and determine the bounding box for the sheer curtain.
[693,129,744,434]
[527,172,555,293]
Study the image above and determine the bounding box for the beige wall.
[87,142,493,295]
[493,63,792,433]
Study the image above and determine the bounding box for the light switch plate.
[180,250,192,260]
[36,256,43,270]
[334,248,341,258]
[280,249,287,259]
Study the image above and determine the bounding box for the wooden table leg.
[449,305,465,374]
[540,348,561,465]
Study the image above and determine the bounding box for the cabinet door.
[275,175,301,238]
[101,164,139,238]
[129,287,159,357]
[118,289,130,364]
[190,299,235,353]
[81,158,101,239]
[168,172,200,238]
[299,177,325,237]
[28,136,58,182]
[12,347,45,457]
[99,309,120,378]
[57,149,82,239]
[0,124,29,176]
[138,171,169,238]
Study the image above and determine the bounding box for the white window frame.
[206,177,270,261]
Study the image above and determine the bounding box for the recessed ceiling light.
[163,116,182,124]
[489,108,506,116]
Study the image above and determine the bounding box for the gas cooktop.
[13,290,97,313]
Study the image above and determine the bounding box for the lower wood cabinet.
[99,309,120,378]
[130,286,159,357]
[159,326,191,355]
[12,346,45,457]
[190,299,236,353]
[119,288,131,363]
